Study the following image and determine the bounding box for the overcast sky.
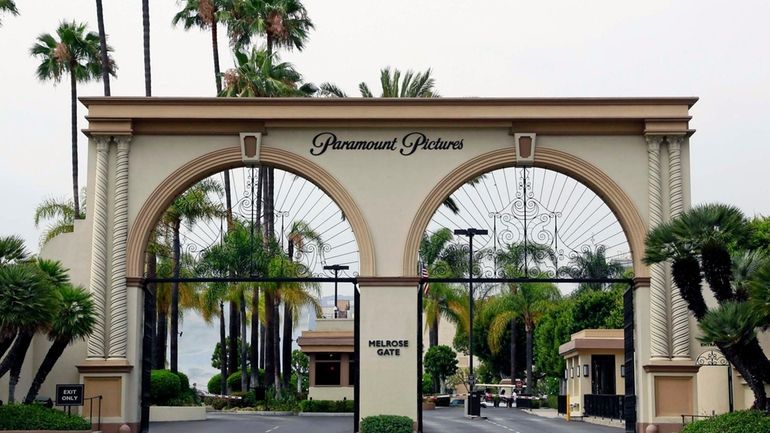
[2,0,769,386]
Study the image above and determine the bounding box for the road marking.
[265,426,280,433]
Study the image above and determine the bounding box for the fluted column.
[647,135,669,360]
[668,136,690,359]
[108,137,131,359]
[88,137,111,359]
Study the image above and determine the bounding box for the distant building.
[297,318,354,401]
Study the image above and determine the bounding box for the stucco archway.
[402,146,648,278]
[126,146,376,279]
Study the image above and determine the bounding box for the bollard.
[565,395,570,422]
[645,425,659,433]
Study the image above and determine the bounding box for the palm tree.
[644,203,770,410]
[319,67,438,98]
[30,21,115,219]
[221,0,313,54]
[220,48,316,97]
[142,0,151,96]
[34,197,78,245]
[173,0,224,93]
[0,236,29,359]
[493,242,556,383]
[559,245,625,292]
[281,220,323,387]
[419,229,468,348]
[95,0,111,95]
[0,0,18,26]
[485,280,560,392]
[24,285,96,403]
[0,259,66,402]
[197,282,229,395]
[162,179,223,372]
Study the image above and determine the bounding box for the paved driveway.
[150,408,622,433]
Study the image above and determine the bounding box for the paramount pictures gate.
[36,97,699,433]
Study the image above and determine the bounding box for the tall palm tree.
[142,0,151,96]
[95,0,111,95]
[559,245,625,292]
[197,282,229,395]
[220,48,316,97]
[281,220,323,387]
[221,0,313,54]
[173,0,224,93]
[30,21,115,219]
[163,179,223,372]
[0,0,18,26]
[24,285,96,403]
[0,259,66,402]
[494,242,555,382]
[645,203,770,410]
[485,280,560,392]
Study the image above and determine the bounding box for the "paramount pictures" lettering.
[310,132,464,156]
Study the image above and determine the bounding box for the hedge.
[681,410,770,433]
[360,415,413,433]
[150,369,181,405]
[0,404,91,430]
[299,399,354,413]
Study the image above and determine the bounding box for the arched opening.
[408,148,640,432]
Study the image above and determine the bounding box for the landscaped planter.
[149,405,206,422]
[422,402,436,410]
[1,431,91,433]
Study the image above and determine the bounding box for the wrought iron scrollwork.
[696,349,728,366]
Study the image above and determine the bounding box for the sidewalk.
[525,408,623,429]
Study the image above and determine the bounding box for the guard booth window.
[316,352,342,386]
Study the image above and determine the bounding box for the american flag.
[422,265,430,296]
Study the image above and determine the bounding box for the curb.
[230,410,295,416]
[298,412,354,417]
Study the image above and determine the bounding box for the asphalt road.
[149,408,622,433]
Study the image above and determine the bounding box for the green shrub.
[150,369,181,405]
[360,415,413,433]
[207,373,224,394]
[227,369,252,392]
[208,397,229,410]
[0,404,91,430]
[175,370,191,391]
[531,399,541,409]
[543,395,557,409]
[681,410,770,433]
[299,399,354,413]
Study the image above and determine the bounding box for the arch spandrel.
[125,146,376,279]
[402,146,649,278]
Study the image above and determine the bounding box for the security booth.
[560,329,626,420]
[298,318,355,401]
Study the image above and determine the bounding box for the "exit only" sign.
[55,384,84,406]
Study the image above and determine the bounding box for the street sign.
[55,384,84,406]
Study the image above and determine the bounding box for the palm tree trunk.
[155,309,168,369]
[142,0,151,97]
[264,291,275,387]
[6,330,34,402]
[69,66,80,218]
[509,319,517,381]
[282,302,292,388]
[240,289,248,391]
[228,302,239,380]
[218,304,227,395]
[274,301,281,394]
[429,316,438,347]
[211,16,222,94]
[170,219,181,373]
[146,248,157,367]
[525,325,533,394]
[250,288,260,387]
[95,0,111,96]
[0,332,15,360]
[24,338,69,403]
[259,324,265,369]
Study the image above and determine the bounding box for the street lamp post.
[324,264,349,318]
[454,228,487,417]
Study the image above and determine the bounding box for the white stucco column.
[668,136,690,359]
[88,136,111,359]
[108,136,131,359]
[647,135,669,360]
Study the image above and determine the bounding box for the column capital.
[94,135,112,152]
[645,134,665,151]
[667,135,684,151]
[113,135,132,152]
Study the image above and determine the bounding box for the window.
[315,353,341,386]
